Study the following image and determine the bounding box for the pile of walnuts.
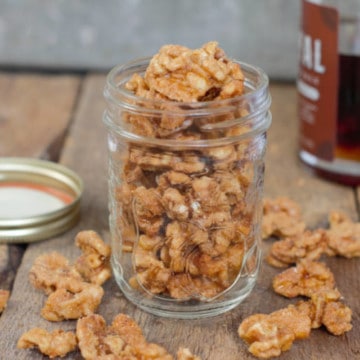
[115,41,264,301]
[238,197,357,359]
[16,230,200,359]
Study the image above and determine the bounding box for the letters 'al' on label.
[298,0,338,161]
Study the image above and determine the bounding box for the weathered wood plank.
[0,73,81,294]
[0,72,81,159]
[0,79,359,359]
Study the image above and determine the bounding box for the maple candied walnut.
[17,328,77,359]
[41,283,104,321]
[262,197,306,239]
[76,313,174,360]
[29,252,85,295]
[104,43,271,317]
[74,230,112,285]
[266,229,328,268]
[325,210,360,258]
[238,304,311,359]
[272,260,336,298]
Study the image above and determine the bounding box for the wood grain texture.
[0,72,81,159]
[0,78,359,359]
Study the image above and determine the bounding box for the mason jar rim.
[103,56,271,148]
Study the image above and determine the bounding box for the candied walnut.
[177,347,201,360]
[0,289,9,313]
[161,187,189,221]
[294,288,352,335]
[157,170,191,190]
[238,305,311,359]
[29,252,84,294]
[41,283,104,321]
[325,211,360,258]
[214,170,244,206]
[266,229,328,268]
[75,230,112,285]
[17,328,77,358]
[77,314,173,360]
[191,176,229,211]
[167,273,224,300]
[144,42,244,102]
[262,197,306,239]
[133,186,165,236]
[272,260,335,298]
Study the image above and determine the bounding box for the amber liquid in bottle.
[337,54,360,162]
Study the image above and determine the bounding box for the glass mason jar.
[103,57,271,318]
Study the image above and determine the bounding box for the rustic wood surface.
[0,73,359,360]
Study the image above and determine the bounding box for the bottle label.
[298,0,338,161]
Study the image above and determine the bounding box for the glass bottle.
[103,57,271,318]
[298,0,360,185]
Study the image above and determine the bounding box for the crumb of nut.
[17,328,77,358]
[74,230,112,285]
[262,197,306,239]
[29,252,84,295]
[77,313,173,360]
[41,283,104,321]
[177,347,202,360]
[0,289,10,313]
[266,229,328,268]
[325,211,360,258]
[272,260,335,298]
[238,305,311,359]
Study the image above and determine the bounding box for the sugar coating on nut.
[17,328,77,358]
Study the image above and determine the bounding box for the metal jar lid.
[0,158,83,243]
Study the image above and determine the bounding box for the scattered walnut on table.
[272,260,335,298]
[238,304,311,359]
[41,283,104,322]
[29,252,85,295]
[325,211,360,258]
[17,328,77,359]
[74,230,112,285]
[0,289,9,314]
[77,313,201,360]
[266,229,328,268]
[262,197,306,239]
[295,288,352,335]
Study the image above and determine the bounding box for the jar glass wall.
[103,58,271,318]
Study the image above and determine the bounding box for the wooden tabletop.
[0,72,359,359]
